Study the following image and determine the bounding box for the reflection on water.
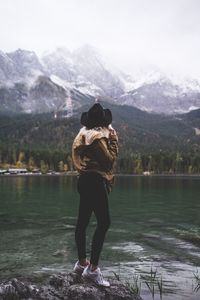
[0,175,200,299]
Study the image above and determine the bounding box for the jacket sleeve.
[90,136,118,170]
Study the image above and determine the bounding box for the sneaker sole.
[82,275,110,287]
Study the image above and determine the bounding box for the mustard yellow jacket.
[72,126,118,191]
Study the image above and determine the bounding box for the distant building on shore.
[0,169,7,175]
[8,168,28,174]
[143,171,153,176]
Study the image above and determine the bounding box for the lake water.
[0,175,200,300]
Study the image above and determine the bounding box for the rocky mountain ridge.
[0,46,200,114]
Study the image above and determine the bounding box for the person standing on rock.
[72,102,118,287]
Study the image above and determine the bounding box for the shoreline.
[0,171,200,177]
[1,172,200,177]
[116,173,200,177]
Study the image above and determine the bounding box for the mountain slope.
[0,104,199,154]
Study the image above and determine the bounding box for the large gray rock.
[0,272,142,300]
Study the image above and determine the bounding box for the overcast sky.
[0,0,200,77]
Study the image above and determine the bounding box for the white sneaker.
[82,265,110,287]
[73,261,88,275]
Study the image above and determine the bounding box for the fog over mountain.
[0,45,200,115]
[1,0,200,77]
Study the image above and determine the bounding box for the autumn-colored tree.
[27,156,35,171]
[58,161,64,172]
[64,164,68,172]
[40,160,48,174]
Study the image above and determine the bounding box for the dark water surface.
[0,175,200,299]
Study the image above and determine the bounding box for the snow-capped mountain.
[0,49,45,83]
[72,45,124,98]
[42,45,124,98]
[42,48,76,82]
[0,45,200,114]
[119,72,200,114]
[0,50,16,81]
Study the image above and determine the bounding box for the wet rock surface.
[0,272,142,300]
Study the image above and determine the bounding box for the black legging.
[75,172,110,266]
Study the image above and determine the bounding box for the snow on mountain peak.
[1,45,200,114]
